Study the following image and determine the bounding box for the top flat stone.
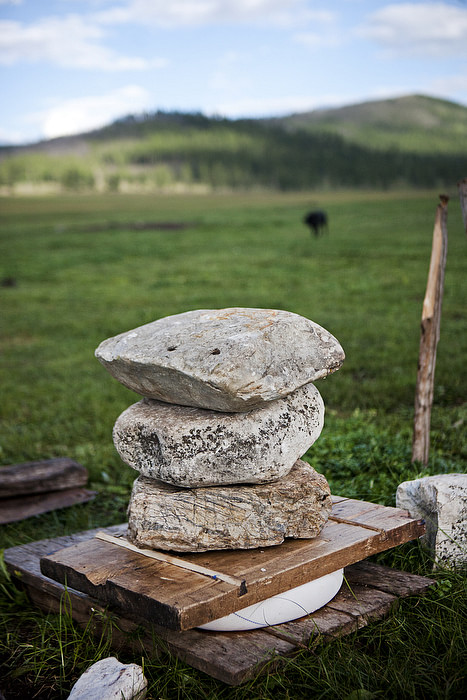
[95,307,345,412]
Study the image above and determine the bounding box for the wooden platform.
[39,496,426,631]
[4,516,434,686]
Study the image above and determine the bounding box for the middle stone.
[113,382,324,488]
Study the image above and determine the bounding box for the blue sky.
[1,0,466,144]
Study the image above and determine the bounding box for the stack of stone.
[95,308,345,553]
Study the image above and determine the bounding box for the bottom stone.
[127,459,332,552]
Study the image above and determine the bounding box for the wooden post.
[412,195,448,465]
[458,178,467,236]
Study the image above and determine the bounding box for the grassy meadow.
[0,189,466,699]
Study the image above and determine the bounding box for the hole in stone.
[167,346,177,351]
[211,348,221,355]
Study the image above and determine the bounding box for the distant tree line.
[1,111,466,192]
[92,114,467,190]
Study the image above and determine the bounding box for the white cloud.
[292,6,340,48]
[0,15,166,69]
[360,2,467,57]
[293,30,340,49]
[31,85,153,139]
[95,0,327,27]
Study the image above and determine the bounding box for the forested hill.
[267,95,467,155]
[1,95,466,193]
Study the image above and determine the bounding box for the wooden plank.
[41,538,244,630]
[4,527,434,686]
[0,487,96,524]
[95,531,247,592]
[343,560,436,597]
[326,582,396,622]
[265,605,359,648]
[40,498,425,630]
[0,458,88,498]
[3,525,127,589]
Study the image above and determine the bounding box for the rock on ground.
[396,473,467,569]
[127,459,332,552]
[67,656,147,700]
[95,307,344,412]
[113,382,324,487]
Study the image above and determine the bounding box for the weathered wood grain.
[266,605,359,647]
[4,526,434,686]
[412,195,448,465]
[326,582,396,623]
[39,498,425,630]
[0,487,96,524]
[343,560,435,597]
[0,458,88,498]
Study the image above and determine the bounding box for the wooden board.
[0,487,96,524]
[0,457,88,498]
[4,525,434,686]
[40,497,425,630]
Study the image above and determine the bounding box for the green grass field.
[0,190,466,699]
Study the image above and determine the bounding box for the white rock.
[113,382,324,487]
[67,657,147,700]
[127,459,332,552]
[396,474,467,568]
[95,307,344,412]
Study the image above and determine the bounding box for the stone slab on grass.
[396,473,467,568]
[95,307,344,412]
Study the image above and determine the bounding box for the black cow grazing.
[304,210,328,237]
